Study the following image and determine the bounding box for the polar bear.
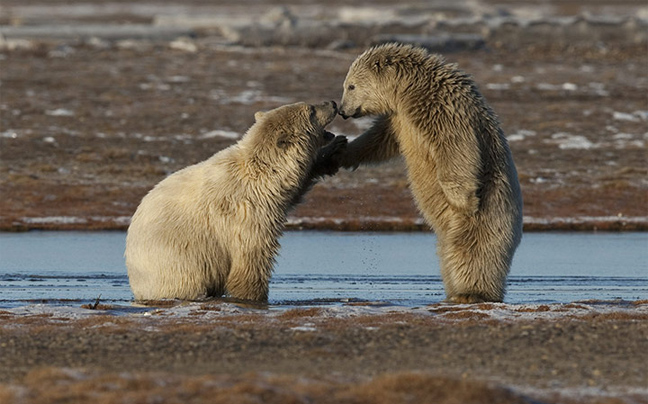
[125,101,345,302]
[338,43,523,303]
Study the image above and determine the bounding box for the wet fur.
[126,102,345,302]
[339,44,523,303]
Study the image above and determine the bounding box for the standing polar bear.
[126,101,345,302]
[339,43,523,303]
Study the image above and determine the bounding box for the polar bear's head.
[248,101,338,164]
[339,43,428,119]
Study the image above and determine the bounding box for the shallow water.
[0,231,646,308]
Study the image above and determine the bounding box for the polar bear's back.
[125,157,233,300]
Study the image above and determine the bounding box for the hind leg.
[225,247,274,302]
[437,231,509,304]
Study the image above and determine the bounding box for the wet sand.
[0,301,647,403]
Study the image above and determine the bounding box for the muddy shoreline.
[0,301,647,404]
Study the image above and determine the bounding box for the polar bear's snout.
[338,104,361,120]
[313,100,339,127]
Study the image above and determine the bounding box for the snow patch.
[290,324,317,332]
[45,108,74,117]
[167,75,191,83]
[561,82,577,91]
[4,301,646,325]
[523,216,648,226]
[209,89,293,105]
[21,216,88,225]
[486,83,510,90]
[169,38,197,53]
[613,111,639,122]
[338,7,399,24]
[588,82,609,96]
[139,83,171,91]
[535,83,577,91]
[507,129,536,142]
[199,130,240,140]
[547,132,594,150]
[19,216,131,226]
[613,111,648,122]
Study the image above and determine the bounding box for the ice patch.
[91,216,131,226]
[486,83,510,90]
[199,130,240,140]
[536,83,557,91]
[290,324,317,332]
[167,75,191,83]
[338,7,398,24]
[588,82,609,96]
[633,110,648,121]
[21,216,88,225]
[210,89,293,105]
[612,133,633,140]
[561,83,577,91]
[535,83,577,92]
[547,132,594,150]
[139,83,171,91]
[613,111,648,122]
[18,216,131,226]
[613,111,639,122]
[45,108,74,117]
[617,140,645,149]
[1,130,19,139]
[4,301,647,325]
[507,129,536,142]
[169,39,197,53]
[523,215,648,227]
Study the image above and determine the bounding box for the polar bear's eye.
[347,84,355,91]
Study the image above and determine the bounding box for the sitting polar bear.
[338,43,523,303]
[125,101,345,302]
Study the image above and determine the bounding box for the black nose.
[330,100,337,112]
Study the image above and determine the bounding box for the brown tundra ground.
[0,0,646,231]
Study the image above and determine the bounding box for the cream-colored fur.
[125,101,344,301]
[339,44,523,303]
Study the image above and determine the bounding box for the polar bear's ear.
[254,111,266,121]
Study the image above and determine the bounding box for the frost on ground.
[3,299,647,324]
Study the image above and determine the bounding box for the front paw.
[323,134,348,157]
[313,135,348,177]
